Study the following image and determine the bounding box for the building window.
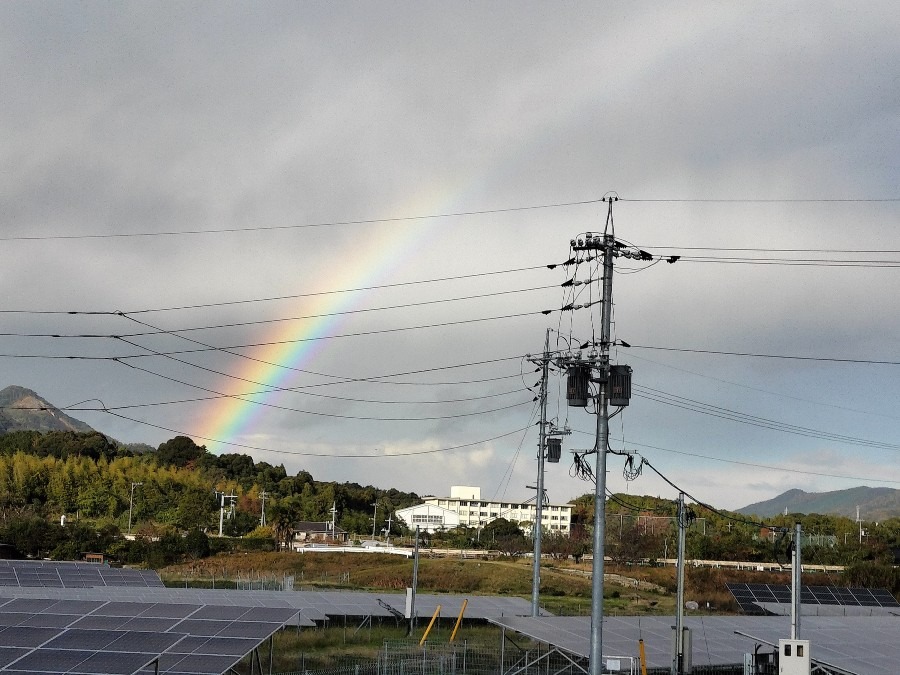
[412,515,444,524]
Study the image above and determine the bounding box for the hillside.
[0,385,94,434]
[738,486,900,521]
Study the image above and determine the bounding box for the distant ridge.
[738,486,900,521]
[0,386,95,434]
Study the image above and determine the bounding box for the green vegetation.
[0,428,898,605]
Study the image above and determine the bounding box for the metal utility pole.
[128,482,142,534]
[672,493,687,675]
[532,328,550,617]
[259,490,268,527]
[371,502,378,540]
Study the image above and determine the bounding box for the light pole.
[128,482,143,533]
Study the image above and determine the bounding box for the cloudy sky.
[2,2,898,511]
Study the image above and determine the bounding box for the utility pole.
[128,482,142,534]
[409,525,420,634]
[532,328,550,617]
[556,200,651,675]
[672,493,686,675]
[218,492,236,537]
[527,328,571,617]
[259,490,268,527]
[384,513,393,545]
[371,502,378,540]
[588,225,615,675]
[791,522,802,640]
[331,502,337,541]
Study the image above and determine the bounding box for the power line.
[620,198,900,203]
[102,408,532,458]
[110,356,532,422]
[568,428,900,485]
[0,265,550,315]
[0,198,606,242]
[624,351,900,422]
[627,344,900,366]
[0,284,554,339]
[0,310,547,360]
[632,384,900,452]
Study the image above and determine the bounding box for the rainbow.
[195,188,466,453]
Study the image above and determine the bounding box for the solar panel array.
[0,596,298,675]
[490,614,900,675]
[0,562,162,589]
[0,585,534,626]
[726,583,900,615]
[0,561,539,674]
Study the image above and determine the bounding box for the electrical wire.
[0,198,607,242]
[567,427,900,486]
[0,265,552,315]
[632,384,900,452]
[626,344,900,367]
[102,408,534,458]
[107,356,533,422]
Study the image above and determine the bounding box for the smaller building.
[289,521,349,550]
[394,503,461,534]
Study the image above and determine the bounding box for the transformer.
[566,365,591,407]
[546,438,562,463]
[608,364,632,406]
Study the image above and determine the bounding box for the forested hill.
[0,430,421,557]
[0,386,94,434]
[738,487,900,521]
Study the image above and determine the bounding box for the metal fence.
[277,640,750,675]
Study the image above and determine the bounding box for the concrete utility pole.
[371,502,378,540]
[672,493,687,675]
[559,199,650,675]
[128,482,142,533]
[588,227,615,675]
[218,492,236,537]
[384,514,393,545]
[532,328,550,617]
[259,490,268,527]
[791,522,802,640]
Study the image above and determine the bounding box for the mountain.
[737,486,900,521]
[0,386,95,434]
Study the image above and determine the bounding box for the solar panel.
[726,583,899,614]
[490,614,900,675]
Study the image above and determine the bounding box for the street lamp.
[128,482,143,533]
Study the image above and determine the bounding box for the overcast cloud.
[1,2,898,511]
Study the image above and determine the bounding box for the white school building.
[396,486,573,535]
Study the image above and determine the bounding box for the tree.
[184,529,211,559]
[155,436,206,468]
